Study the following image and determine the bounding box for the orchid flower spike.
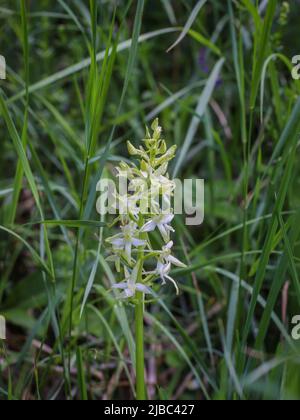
[104,119,186,299]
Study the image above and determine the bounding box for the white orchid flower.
[155,261,179,295]
[160,241,187,268]
[107,222,146,263]
[146,242,186,294]
[112,265,152,299]
[141,214,175,242]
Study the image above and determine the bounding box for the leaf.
[167,0,208,53]
[76,347,88,401]
[173,58,225,177]
[0,91,41,212]
[9,28,179,103]
[249,0,277,109]
[0,225,51,276]
[41,220,106,229]
[188,29,221,56]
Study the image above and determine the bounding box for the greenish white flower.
[112,265,152,299]
[159,241,187,268]
[141,214,175,242]
[145,242,186,294]
[106,221,146,264]
[157,263,179,295]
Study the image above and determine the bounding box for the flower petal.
[112,282,128,290]
[110,238,125,247]
[132,238,147,247]
[166,225,175,233]
[157,261,165,275]
[120,289,135,299]
[165,241,174,250]
[125,241,132,263]
[158,223,170,242]
[161,214,174,224]
[168,255,187,268]
[157,261,171,284]
[155,162,168,177]
[136,284,152,294]
[140,220,156,233]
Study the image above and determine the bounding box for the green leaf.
[41,220,106,229]
[167,0,208,52]
[250,0,277,109]
[173,57,225,177]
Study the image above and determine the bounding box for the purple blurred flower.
[198,48,223,88]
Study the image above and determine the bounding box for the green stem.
[135,291,146,400]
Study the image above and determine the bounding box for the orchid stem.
[135,290,146,400]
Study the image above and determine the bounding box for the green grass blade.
[167,0,207,53]
[76,347,88,400]
[41,220,106,229]
[173,58,225,177]
[9,28,179,103]
[249,0,277,110]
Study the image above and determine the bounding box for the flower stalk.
[135,290,146,400]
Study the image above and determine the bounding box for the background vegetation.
[0,0,300,400]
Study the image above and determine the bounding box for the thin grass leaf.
[41,220,106,229]
[210,267,295,350]
[241,148,297,359]
[161,0,177,25]
[89,305,135,396]
[188,29,221,56]
[249,0,277,109]
[9,28,179,103]
[0,226,51,277]
[9,0,30,224]
[145,312,210,400]
[173,57,225,177]
[76,347,88,400]
[167,0,207,53]
[254,213,300,351]
[260,53,295,123]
